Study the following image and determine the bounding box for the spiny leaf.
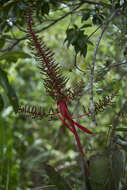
[27,9,68,100]
[83,91,117,117]
[18,104,58,120]
[71,81,85,99]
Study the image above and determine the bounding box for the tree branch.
[87,23,103,40]
[108,61,127,69]
[0,36,27,53]
[89,9,119,125]
[81,0,111,8]
[0,3,83,53]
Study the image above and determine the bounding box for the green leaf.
[0,38,5,49]
[116,127,127,132]
[92,14,104,25]
[0,94,4,112]
[65,28,77,47]
[3,0,18,8]
[65,27,88,58]
[82,44,87,58]
[111,149,125,189]
[45,164,72,190]
[81,12,90,22]
[41,2,50,15]
[0,68,18,113]
[89,153,111,190]
[0,50,31,62]
[80,24,92,29]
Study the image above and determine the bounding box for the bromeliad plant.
[20,8,92,170]
[18,8,117,177]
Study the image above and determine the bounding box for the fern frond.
[26,9,68,100]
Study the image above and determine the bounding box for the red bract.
[57,100,91,176]
[57,100,92,155]
[57,100,92,134]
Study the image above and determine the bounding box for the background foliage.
[0,0,127,189]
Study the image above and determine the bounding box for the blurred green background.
[0,0,127,189]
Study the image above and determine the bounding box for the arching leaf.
[45,164,72,190]
[0,94,4,112]
[0,68,18,113]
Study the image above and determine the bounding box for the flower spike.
[26,8,69,100]
[19,7,93,177]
